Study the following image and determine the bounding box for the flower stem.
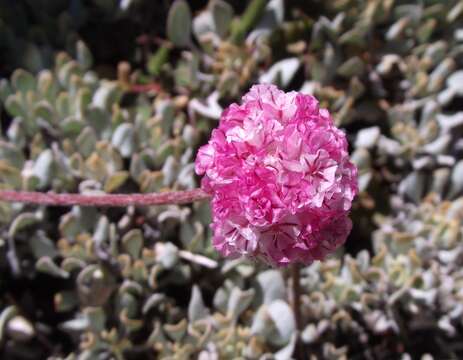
[0,189,210,207]
[291,263,304,358]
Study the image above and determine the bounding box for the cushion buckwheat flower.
[195,84,358,267]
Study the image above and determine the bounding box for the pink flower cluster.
[195,84,358,267]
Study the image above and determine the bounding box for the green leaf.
[11,69,36,94]
[111,123,135,158]
[0,79,12,103]
[5,96,25,118]
[188,285,209,322]
[167,0,192,47]
[122,229,143,259]
[36,256,70,278]
[227,287,255,321]
[76,40,93,70]
[9,213,40,237]
[211,0,234,38]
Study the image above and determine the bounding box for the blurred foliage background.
[1,0,463,359]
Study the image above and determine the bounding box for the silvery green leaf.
[422,134,451,155]
[259,58,300,87]
[156,100,175,135]
[438,316,456,336]
[0,141,24,168]
[188,285,209,322]
[59,213,81,239]
[6,118,26,149]
[61,116,85,136]
[158,206,190,223]
[182,124,198,147]
[447,71,463,95]
[0,306,18,342]
[437,87,457,106]
[112,123,135,158]
[56,92,71,118]
[55,291,79,312]
[188,91,222,120]
[167,0,192,47]
[248,0,284,42]
[129,154,147,182]
[193,11,215,41]
[430,168,450,196]
[76,40,93,70]
[351,148,371,170]
[378,136,401,156]
[161,155,178,186]
[437,112,463,132]
[300,81,316,95]
[428,58,455,93]
[412,156,434,170]
[92,82,121,111]
[9,213,40,237]
[163,319,187,342]
[155,242,179,269]
[36,256,70,278]
[76,127,97,157]
[213,286,229,313]
[177,163,196,189]
[58,61,82,88]
[37,70,59,101]
[337,57,365,77]
[11,69,36,94]
[122,229,143,259]
[257,270,285,304]
[104,171,129,193]
[358,171,373,192]
[61,257,86,273]
[448,160,463,198]
[227,287,255,321]
[32,149,54,188]
[143,293,167,315]
[30,232,58,259]
[339,24,369,46]
[84,307,106,333]
[275,333,297,360]
[267,300,295,346]
[424,41,447,67]
[86,106,111,138]
[448,1,463,22]
[60,317,89,333]
[455,28,463,42]
[386,18,409,40]
[301,323,319,344]
[6,316,35,342]
[34,101,55,125]
[0,79,12,103]
[5,96,26,118]
[211,0,234,38]
[251,306,270,337]
[376,54,402,75]
[437,155,455,167]
[399,171,425,203]
[364,310,397,334]
[355,127,380,149]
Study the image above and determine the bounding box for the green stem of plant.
[230,0,269,44]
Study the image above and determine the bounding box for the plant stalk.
[291,263,304,359]
[0,189,210,207]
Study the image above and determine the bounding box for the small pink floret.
[195,84,358,267]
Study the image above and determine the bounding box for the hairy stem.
[0,189,210,207]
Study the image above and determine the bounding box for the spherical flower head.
[195,84,358,267]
